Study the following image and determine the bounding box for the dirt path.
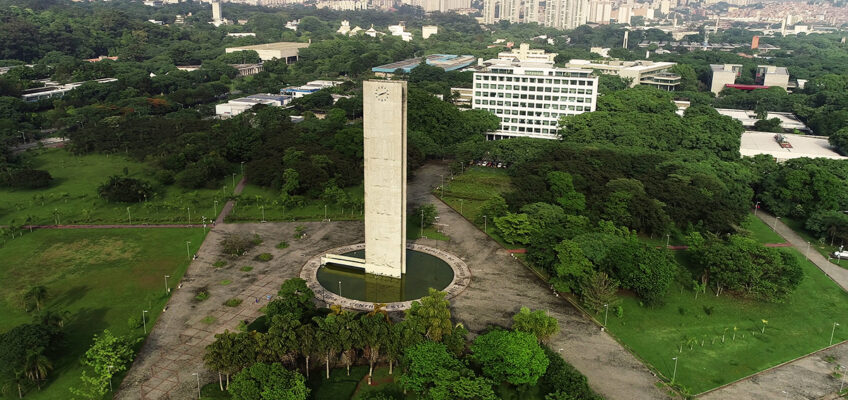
[216,177,247,224]
[408,162,669,400]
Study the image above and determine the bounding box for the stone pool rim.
[300,242,472,312]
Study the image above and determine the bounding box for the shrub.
[0,169,52,189]
[251,234,262,245]
[98,176,154,203]
[213,260,227,268]
[220,279,232,286]
[240,266,253,272]
[275,241,289,249]
[224,298,243,307]
[220,234,257,256]
[255,253,273,262]
[471,329,549,386]
[194,287,209,302]
[127,316,142,329]
[540,346,602,400]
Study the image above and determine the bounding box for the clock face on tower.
[374,85,389,102]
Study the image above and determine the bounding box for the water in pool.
[316,249,454,303]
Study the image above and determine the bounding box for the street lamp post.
[108,365,114,392]
[164,275,170,295]
[338,281,342,297]
[831,322,841,345]
[772,216,781,230]
[213,200,218,218]
[459,199,464,214]
[603,304,609,326]
[241,161,245,176]
[192,372,201,399]
[324,204,327,221]
[187,207,191,225]
[483,215,487,233]
[127,207,132,224]
[805,241,811,261]
[754,201,760,216]
[420,208,424,239]
[440,174,444,198]
[186,241,191,259]
[261,206,265,222]
[142,310,148,333]
[666,234,670,248]
[671,357,679,384]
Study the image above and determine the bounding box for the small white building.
[497,43,557,63]
[216,93,292,118]
[281,80,344,98]
[422,25,438,39]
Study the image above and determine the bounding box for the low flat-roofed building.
[281,80,343,98]
[740,131,846,162]
[216,93,291,118]
[715,108,811,133]
[372,54,476,77]
[21,78,118,102]
[497,43,557,63]
[225,42,310,62]
[450,87,473,107]
[565,59,680,90]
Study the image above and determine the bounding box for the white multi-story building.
[472,61,599,140]
[497,43,557,63]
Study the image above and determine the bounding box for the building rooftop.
[715,108,810,133]
[740,131,845,161]
[372,54,475,73]
[226,42,310,52]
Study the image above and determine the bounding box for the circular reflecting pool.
[316,249,454,303]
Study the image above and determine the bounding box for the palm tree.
[32,310,70,329]
[23,286,48,312]
[338,312,360,376]
[296,324,316,378]
[23,348,52,390]
[360,313,390,384]
[314,315,342,379]
[267,314,300,366]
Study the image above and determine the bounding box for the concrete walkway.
[409,162,669,400]
[755,212,848,292]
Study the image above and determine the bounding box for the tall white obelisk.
[362,80,407,278]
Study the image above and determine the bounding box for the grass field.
[225,184,364,222]
[779,216,848,269]
[0,148,238,226]
[0,228,206,399]
[439,167,518,247]
[604,247,848,394]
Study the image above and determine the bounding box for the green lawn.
[741,214,786,244]
[0,148,238,225]
[406,214,449,241]
[439,167,519,248]
[225,184,364,222]
[780,216,848,269]
[0,228,207,399]
[604,248,848,394]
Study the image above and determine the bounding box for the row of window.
[476,94,590,103]
[500,125,558,134]
[475,84,593,95]
[475,101,591,112]
[476,74,594,86]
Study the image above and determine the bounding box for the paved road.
[409,162,669,400]
[697,211,848,399]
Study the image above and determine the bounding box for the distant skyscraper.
[545,0,589,29]
[588,0,612,23]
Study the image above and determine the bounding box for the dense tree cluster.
[689,234,803,301]
[202,279,598,399]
